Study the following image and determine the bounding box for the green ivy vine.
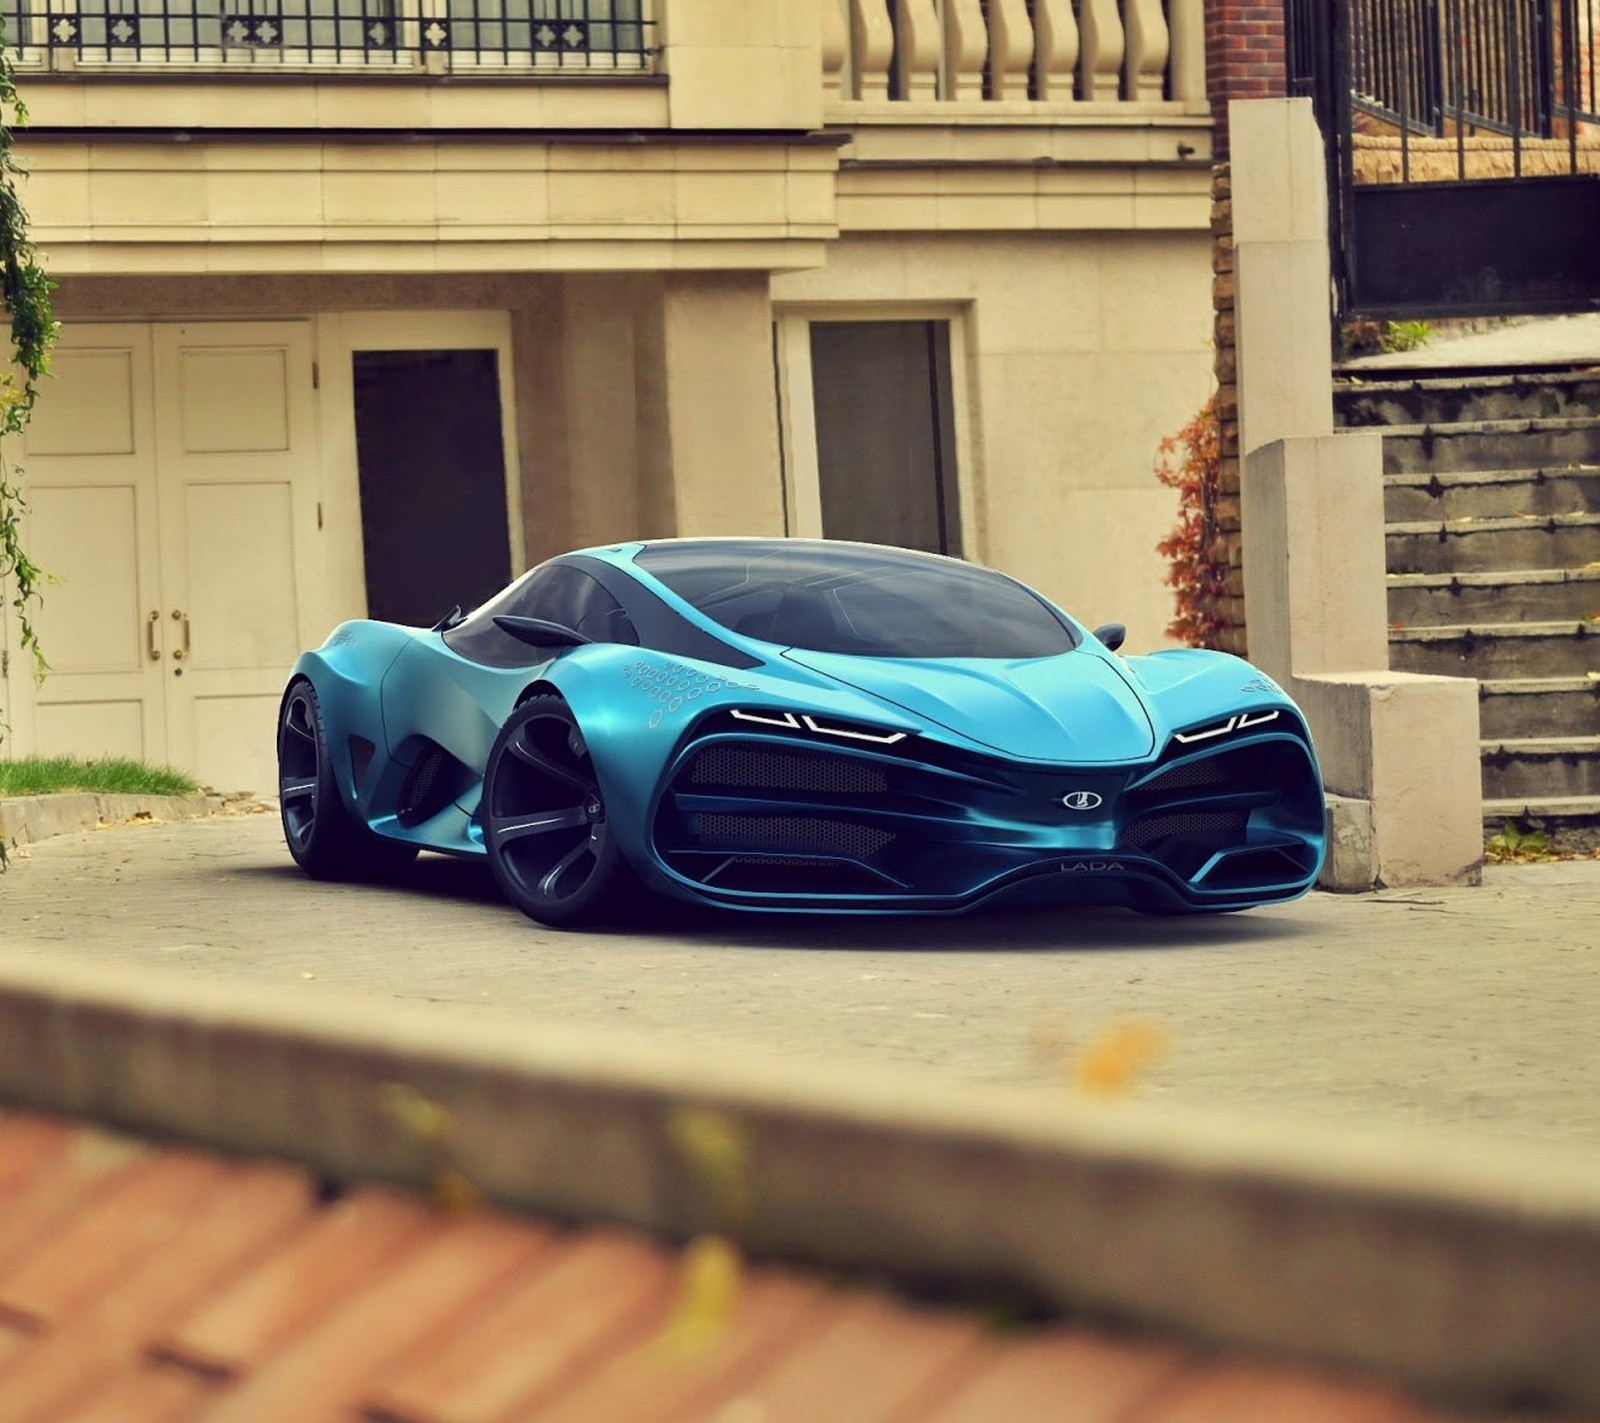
[0,26,61,860]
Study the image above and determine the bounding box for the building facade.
[0,0,1214,795]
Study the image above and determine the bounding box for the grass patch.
[0,756,199,799]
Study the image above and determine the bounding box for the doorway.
[352,349,513,628]
[316,312,522,633]
[772,312,970,557]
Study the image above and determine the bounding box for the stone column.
[653,271,787,539]
[1231,98,1482,889]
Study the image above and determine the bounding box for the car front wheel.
[482,693,635,927]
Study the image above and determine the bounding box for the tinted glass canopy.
[443,562,638,667]
[634,540,1079,659]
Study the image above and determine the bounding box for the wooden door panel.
[10,329,165,766]
[155,322,317,799]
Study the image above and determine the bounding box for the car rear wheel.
[279,677,418,881]
[483,694,635,927]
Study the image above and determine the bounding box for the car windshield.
[633,540,1079,659]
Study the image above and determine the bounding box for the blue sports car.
[278,538,1325,926]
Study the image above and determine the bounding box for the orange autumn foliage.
[1154,397,1229,648]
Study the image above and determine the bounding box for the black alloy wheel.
[278,677,417,881]
[483,694,634,927]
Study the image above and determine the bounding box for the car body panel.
[782,645,1156,763]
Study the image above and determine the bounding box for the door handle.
[147,611,161,661]
[171,609,190,661]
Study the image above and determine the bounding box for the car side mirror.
[1092,622,1126,653]
[493,615,592,649]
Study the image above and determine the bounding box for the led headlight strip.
[1172,708,1280,745]
[730,708,908,745]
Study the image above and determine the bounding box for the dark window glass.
[810,321,960,557]
[444,562,638,667]
[354,349,510,629]
[634,540,1077,660]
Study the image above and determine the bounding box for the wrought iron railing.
[0,0,652,67]
[1291,0,1598,143]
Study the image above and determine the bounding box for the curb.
[0,952,1596,1413]
[0,791,228,850]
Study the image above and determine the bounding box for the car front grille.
[685,743,889,797]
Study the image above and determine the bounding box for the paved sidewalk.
[1342,311,1600,370]
[3,813,1599,1153]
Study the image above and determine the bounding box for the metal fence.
[1302,0,1599,145]
[1285,0,1600,318]
[0,0,652,66]
[1349,0,1597,136]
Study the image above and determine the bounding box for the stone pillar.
[662,0,823,131]
[653,272,787,539]
[1231,98,1482,889]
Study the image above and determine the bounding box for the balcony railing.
[823,0,1206,107]
[0,0,652,68]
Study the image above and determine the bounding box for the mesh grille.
[1139,757,1233,794]
[687,744,888,796]
[398,747,447,826]
[1123,808,1247,851]
[697,814,894,858]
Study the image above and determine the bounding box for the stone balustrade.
[823,0,1205,109]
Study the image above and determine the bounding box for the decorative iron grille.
[1285,0,1600,319]
[0,0,652,66]
[1292,0,1599,144]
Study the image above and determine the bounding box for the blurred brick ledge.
[0,952,1596,1418]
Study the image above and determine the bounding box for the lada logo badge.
[1061,791,1103,811]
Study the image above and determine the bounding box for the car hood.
[782,647,1156,763]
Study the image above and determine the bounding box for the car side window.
[444,564,638,667]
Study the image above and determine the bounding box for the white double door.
[2,321,319,797]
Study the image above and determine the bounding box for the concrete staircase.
[1333,366,1600,845]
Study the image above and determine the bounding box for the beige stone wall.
[21,135,839,276]
[1352,133,1600,184]
[512,270,784,563]
[771,230,1214,651]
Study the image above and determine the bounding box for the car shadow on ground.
[283,852,1313,954]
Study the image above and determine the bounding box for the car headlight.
[1172,708,1280,745]
[729,708,909,745]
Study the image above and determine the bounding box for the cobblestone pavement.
[4,812,1599,1152]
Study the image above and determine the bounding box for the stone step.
[1480,736,1600,800]
[1478,677,1600,740]
[1388,621,1600,679]
[1385,512,1600,575]
[1337,368,1600,429]
[1388,568,1600,627]
[1384,467,1600,523]
[1482,795,1600,849]
[1379,417,1600,475]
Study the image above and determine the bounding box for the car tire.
[278,676,418,882]
[482,693,637,928]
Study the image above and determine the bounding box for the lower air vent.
[687,744,888,797]
[1123,808,1248,852]
[695,814,894,859]
[397,745,455,827]
[703,856,888,895]
[1201,844,1318,891]
[348,735,375,794]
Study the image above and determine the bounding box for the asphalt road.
[4,811,1599,1153]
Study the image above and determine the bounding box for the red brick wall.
[1205,0,1289,160]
